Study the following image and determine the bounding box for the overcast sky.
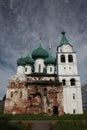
[0,0,87,99]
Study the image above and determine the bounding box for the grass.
[54,120,87,130]
[1,112,87,121]
[0,112,87,130]
[0,121,25,130]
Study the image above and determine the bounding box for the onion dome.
[44,54,56,65]
[32,44,49,59]
[24,53,34,66]
[17,57,26,66]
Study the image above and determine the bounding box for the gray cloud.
[0,0,87,98]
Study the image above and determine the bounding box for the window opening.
[61,55,65,62]
[68,55,73,62]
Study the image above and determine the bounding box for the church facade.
[4,31,83,115]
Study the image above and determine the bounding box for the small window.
[70,79,76,86]
[38,64,41,73]
[68,55,73,62]
[44,88,47,92]
[73,109,76,114]
[20,92,22,98]
[60,49,62,52]
[28,97,31,100]
[62,79,66,85]
[61,55,65,62]
[25,67,27,72]
[11,92,13,98]
[73,93,75,100]
[50,67,52,72]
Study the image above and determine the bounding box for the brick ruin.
[4,75,64,115]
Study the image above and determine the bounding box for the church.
[4,31,83,115]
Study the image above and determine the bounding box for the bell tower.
[56,31,83,114]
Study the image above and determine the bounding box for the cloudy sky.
[0,0,87,99]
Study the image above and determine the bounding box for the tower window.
[38,64,41,73]
[70,79,76,86]
[60,49,62,52]
[73,93,75,100]
[62,79,66,85]
[61,55,65,62]
[68,55,73,62]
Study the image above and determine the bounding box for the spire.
[49,43,52,55]
[60,31,70,45]
[28,45,31,54]
[20,50,24,58]
[39,32,42,47]
[27,48,30,57]
[39,37,42,47]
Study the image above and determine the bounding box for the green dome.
[24,54,34,66]
[44,54,56,65]
[32,44,49,59]
[17,57,26,66]
[59,31,72,46]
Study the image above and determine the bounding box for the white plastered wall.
[63,86,83,114]
[17,66,25,75]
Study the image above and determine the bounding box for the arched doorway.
[53,106,58,114]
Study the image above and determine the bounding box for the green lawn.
[0,113,87,120]
[0,112,87,130]
[54,120,87,130]
[0,122,25,130]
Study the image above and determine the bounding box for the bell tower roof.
[60,31,72,46]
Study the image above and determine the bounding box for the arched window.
[70,78,76,86]
[38,64,41,73]
[61,55,65,62]
[73,93,75,100]
[50,67,52,72]
[73,109,76,114]
[62,79,66,85]
[25,67,27,72]
[68,55,73,62]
